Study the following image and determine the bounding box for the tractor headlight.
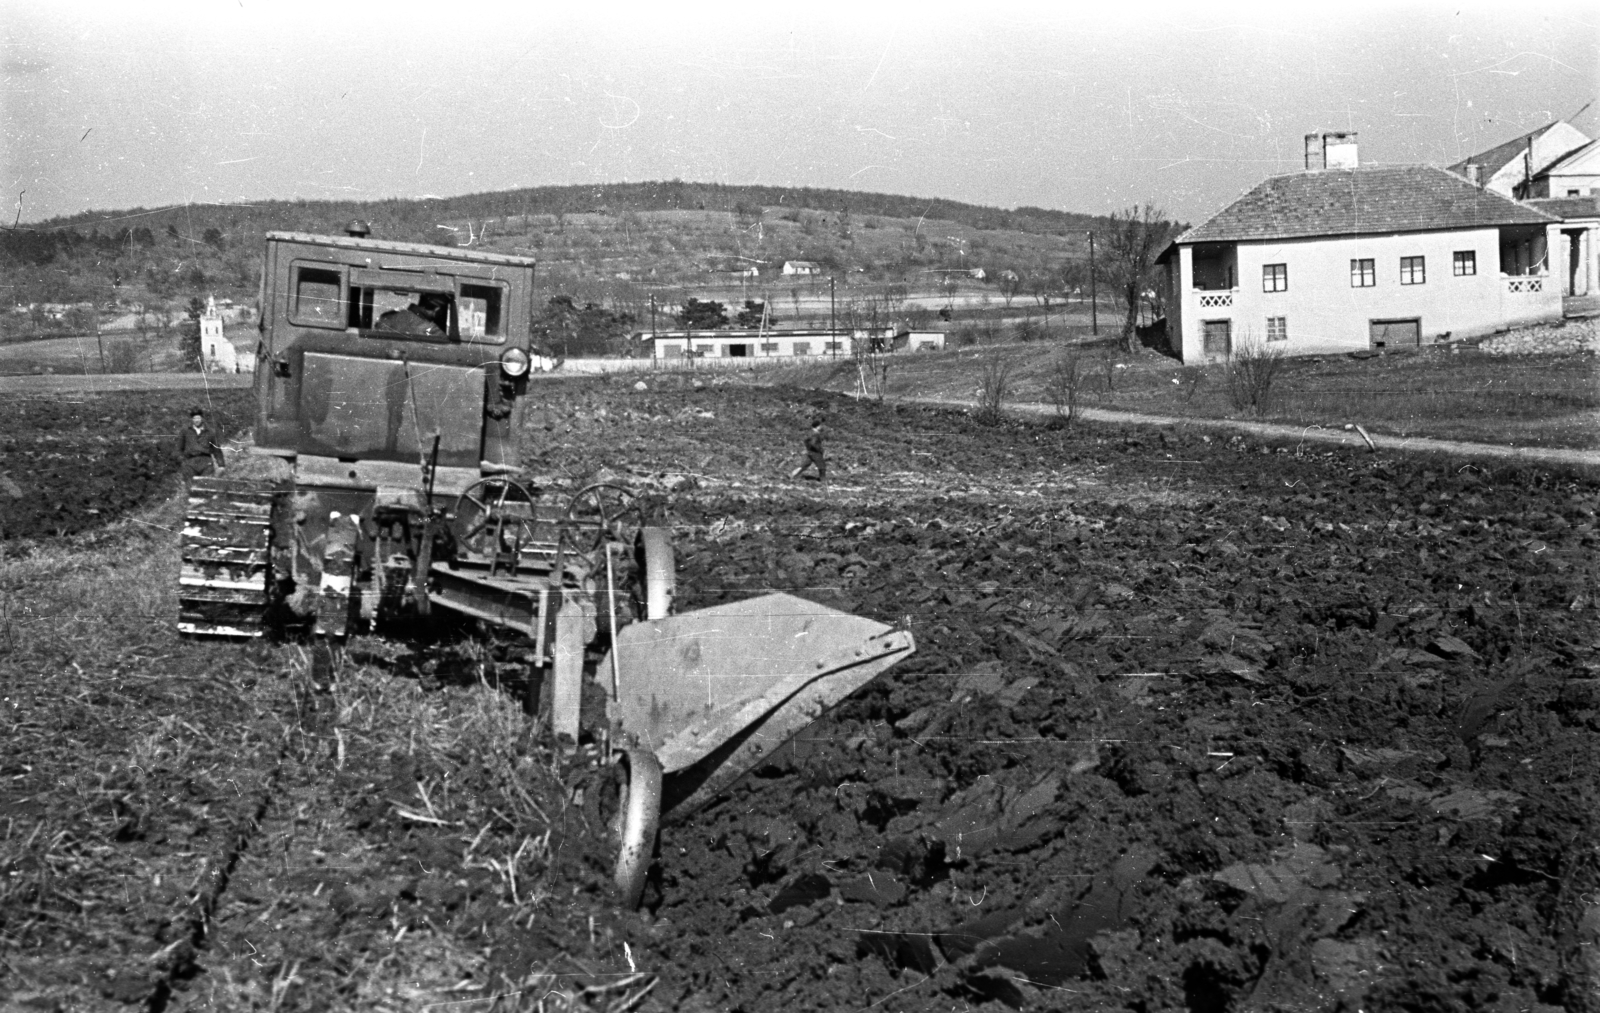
[500,347,530,377]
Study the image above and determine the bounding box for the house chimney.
[1304,131,1358,170]
[1304,133,1325,171]
[1323,132,1358,169]
[1465,163,1483,187]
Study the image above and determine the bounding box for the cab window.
[358,287,455,340]
[291,265,343,327]
[458,283,506,344]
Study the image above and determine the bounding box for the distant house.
[639,327,943,360]
[707,258,760,278]
[780,261,822,276]
[968,268,987,281]
[642,328,846,359]
[1526,194,1599,303]
[1446,120,1592,199]
[893,330,946,352]
[1158,133,1562,361]
[1527,139,1600,198]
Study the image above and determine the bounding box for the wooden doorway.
[1369,318,1420,349]
[1202,319,1232,357]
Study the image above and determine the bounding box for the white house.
[644,329,847,359]
[1446,121,1592,199]
[1158,136,1563,361]
[1528,139,1600,199]
[639,327,946,359]
[1527,195,1600,304]
[780,261,822,276]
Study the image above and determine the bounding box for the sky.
[3,2,1597,227]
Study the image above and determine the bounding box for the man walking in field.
[789,417,826,482]
[177,406,226,480]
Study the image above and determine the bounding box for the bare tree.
[996,270,1021,309]
[1100,205,1176,354]
[1028,275,1055,323]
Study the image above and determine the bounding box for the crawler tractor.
[178,224,915,905]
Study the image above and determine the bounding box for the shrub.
[1012,319,1048,343]
[1044,353,1083,424]
[1225,336,1287,415]
[106,339,143,374]
[974,352,1013,425]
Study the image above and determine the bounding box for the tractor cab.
[252,226,541,488]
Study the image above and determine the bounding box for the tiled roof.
[1174,165,1558,246]
[1525,195,1600,221]
[1446,124,1557,177]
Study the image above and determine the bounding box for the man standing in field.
[790,417,826,482]
[177,406,225,480]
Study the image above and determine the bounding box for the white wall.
[1175,227,1563,361]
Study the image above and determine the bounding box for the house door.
[1565,230,1584,296]
[1369,319,1420,349]
[726,344,749,357]
[1202,319,1231,357]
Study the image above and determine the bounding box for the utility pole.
[94,293,105,373]
[829,276,836,360]
[1087,232,1097,336]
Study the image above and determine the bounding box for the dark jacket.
[178,423,225,468]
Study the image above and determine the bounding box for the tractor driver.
[375,291,451,338]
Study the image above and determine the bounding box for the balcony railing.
[1504,275,1546,294]
[1195,290,1235,309]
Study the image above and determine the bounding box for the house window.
[792,342,811,356]
[1400,256,1426,285]
[760,342,779,352]
[824,341,843,352]
[1350,259,1375,288]
[1569,189,1582,197]
[1266,317,1287,342]
[1262,264,1288,293]
[1452,251,1476,277]
[660,344,682,358]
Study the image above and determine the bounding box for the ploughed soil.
[3,373,1599,1012]
[0,389,255,541]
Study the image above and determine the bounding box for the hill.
[1,182,1182,352]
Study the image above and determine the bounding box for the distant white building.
[199,296,243,373]
[781,261,822,276]
[639,327,946,359]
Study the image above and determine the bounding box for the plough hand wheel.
[452,477,540,561]
[560,483,643,561]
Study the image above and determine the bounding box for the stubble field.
[2,374,1598,1012]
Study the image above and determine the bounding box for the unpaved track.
[0,373,253,394]
[903,395,1600,469]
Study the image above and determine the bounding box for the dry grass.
[1,484,637,1011]
[766,334,1599,449]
